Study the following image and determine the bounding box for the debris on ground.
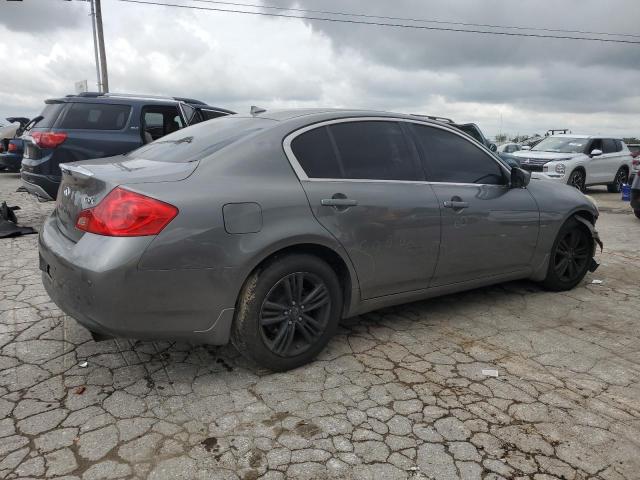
[0,201,37,238]
[591,279,604,285]
[482,369,499,377]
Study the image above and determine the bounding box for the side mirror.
[511,167,531,188]
[521,145,531,151]
[489,143,497,152]
[590,149,602,157]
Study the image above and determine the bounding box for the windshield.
[531,137,588,153]
[127,116,275,163]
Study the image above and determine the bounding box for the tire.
[567,169,586,193]
[231,254,343,371]
[607,167,628,193]
[541,218,593,291]
[635,210,640,220]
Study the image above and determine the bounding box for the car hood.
[512,151,577,161]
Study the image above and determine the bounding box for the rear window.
[32,103,64,129]
[128,116,272,163]
[58,103,131,130]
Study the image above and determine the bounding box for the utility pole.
[94,0,109,92]
[90,0,109,93]
[89,0,102,92]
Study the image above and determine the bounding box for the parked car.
[512,134,633,193]
[21,93,234,200]
[40,109,601,371]
[497,143,522,154]
[0,138,25,172]
[631,173,640,219]
[627,144,640,183]
[0,117,30,171]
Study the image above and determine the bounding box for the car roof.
[245,108,457,125]
[45,93,234,113]
[550,134,624,140]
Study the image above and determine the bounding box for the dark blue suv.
[21,93,234,200]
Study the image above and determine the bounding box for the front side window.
[291,121,421,181]
[58,103,130,130]
[412,124,505,185]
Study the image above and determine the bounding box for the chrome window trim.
[282,116,510,185]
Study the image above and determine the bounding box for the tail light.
[633,158,640,167]
[7,142,18,153]
[31,131,67,149]
[75,187,178,237]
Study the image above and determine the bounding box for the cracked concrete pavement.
[1,172,639,479]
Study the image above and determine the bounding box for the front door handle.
[321,198,358,207]
[443,200,469,209]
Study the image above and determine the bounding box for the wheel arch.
[237,239,360,318]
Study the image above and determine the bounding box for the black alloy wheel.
[259,272,331,357]
[607,167,628,193]
[553,228,590,283]
[568,169,586,192]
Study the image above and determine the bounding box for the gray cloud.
[0,0,638,137]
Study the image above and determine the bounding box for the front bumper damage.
[575,214,603,273]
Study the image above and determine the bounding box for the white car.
[512,134,633,192]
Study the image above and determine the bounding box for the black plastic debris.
[0,201,37,238]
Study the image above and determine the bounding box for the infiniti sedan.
[40,110,600,371]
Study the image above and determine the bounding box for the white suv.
[512,134,633,192]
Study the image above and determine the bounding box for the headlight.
[555,163,566,174]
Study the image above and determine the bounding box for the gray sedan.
[39,109,600,371]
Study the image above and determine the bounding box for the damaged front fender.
[574,214,602,272]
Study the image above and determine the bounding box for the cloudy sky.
[1,0,639,138]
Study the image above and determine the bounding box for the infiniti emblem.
[63,186,71,197]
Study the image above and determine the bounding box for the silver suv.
[39,109,600,371]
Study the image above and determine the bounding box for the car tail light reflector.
[633,158,639,167]
[75,187,178,237]
[31,131,67,149]
[7,142,17,152]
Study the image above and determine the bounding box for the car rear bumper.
[631,176,640,210]
[21,170,59,200]
[0,153,22,171]
[39,213,236,345]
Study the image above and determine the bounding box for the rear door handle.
[443,200,469,209]
[321,198,358,207]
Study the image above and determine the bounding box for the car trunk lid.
[55,156,197,242]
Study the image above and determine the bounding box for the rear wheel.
[542,218,593,291]
[231,254,342,371]
[567,169,586,192]
[607,167,628,193]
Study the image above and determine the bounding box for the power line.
[191,0,640,39]
[117,0,640,45]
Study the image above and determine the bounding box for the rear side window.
[291,121,421,181]
[291,126,342,178]
[201,109,227,121]
[59,103,131,130]
[330,121,420,181]
[614,139,623,152]
[603,139,617,154]
[412,124,505,185]
[32,103,64,129]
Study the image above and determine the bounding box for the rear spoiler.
[60,164,95,179]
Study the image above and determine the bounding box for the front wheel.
[541,218,593,291]
[567,169,586,192]
[231,254,342,371]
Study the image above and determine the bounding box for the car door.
[602,139,622,182]
[585,138,607,184]
[285,119,441,299]
[409,123,540,287]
